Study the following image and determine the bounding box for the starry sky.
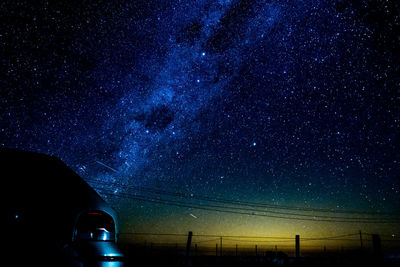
[1,0,399,245]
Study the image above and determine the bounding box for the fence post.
[295,235,300,258]
[359,230,363,250]
[255,245,258,257]
[186,231,193,257]
[216,244,218,256]
[194,243,197,257]
[236,244,238,257]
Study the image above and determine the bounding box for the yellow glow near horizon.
[118,205,400,252]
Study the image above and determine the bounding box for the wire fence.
[117,231,400,257]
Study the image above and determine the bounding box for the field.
[118,242,400,267]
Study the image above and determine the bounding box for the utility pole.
[295,235,300,258]
[359,230,363,250]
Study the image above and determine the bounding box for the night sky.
[1,0,399,245]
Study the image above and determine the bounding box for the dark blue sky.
[1,0,399,237]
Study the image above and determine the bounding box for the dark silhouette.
[1,148,123,266]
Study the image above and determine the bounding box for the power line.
[86,178,398,217]
[96,187,400,222]
[99,189,400,223]
[111,185,396,221]
[97,188,400,223]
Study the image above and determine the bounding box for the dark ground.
[118,243,400,267]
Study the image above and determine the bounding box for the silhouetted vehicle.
[1,148,124,266]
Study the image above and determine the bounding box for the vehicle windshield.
[75,211,115,241]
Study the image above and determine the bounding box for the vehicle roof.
[1,148,118,240]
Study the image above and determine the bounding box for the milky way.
[2,0,399,236]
